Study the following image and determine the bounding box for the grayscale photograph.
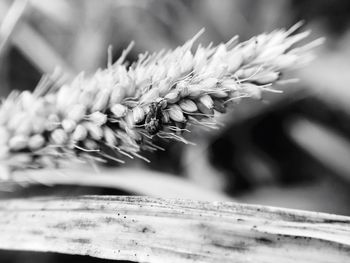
[0,0,349,262]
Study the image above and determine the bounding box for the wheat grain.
[0,24,323,172]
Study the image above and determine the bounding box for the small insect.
[145,100,167,135]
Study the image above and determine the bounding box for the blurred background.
[1,0,350,261]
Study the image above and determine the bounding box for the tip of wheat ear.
[0,24,322,172]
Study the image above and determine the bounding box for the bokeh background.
[1,0,350,261]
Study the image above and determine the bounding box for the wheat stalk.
[0,23,322,173]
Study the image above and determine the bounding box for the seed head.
[62,119,77,133]
[200,78,218,90]
[51,129,68,145]
[79,89,97,108]
[67,104,86,122]
[241,83,262,100]
[197,100,214,115]
[140,88,160,104]
[132,106,145,124]
[226,52,243,72]
[84,139,98,150]
[0,127,10,145]
[198,95,214,109]
[84,122,103,140]
[32,117,46,134]
[8,113,26,131]
[210,90,228,98]
[28,134,45,150]
[167,63,180,79]
[73,124,88,141]
[88,111,107,126]
[9,135,28,150]
[15,119,32,136]
[110,85,126,104]
[91,89,110,112]
[181,50,193,74]
[110,104,128,118]
[0,24,319,171]
[0,146,9,159]
[104,127,117,146]
[158,78,171,96]
[186,84,203,98]
[251,72,280,84]
[168,105,185,122]
[220,79,238,91]
[20,91,36,110]
[46,114,60,131]
[164,91,180,104]
[179,99,198,113]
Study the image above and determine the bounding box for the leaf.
[0,196,349,262]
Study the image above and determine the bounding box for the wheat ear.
[0,24,323,172]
